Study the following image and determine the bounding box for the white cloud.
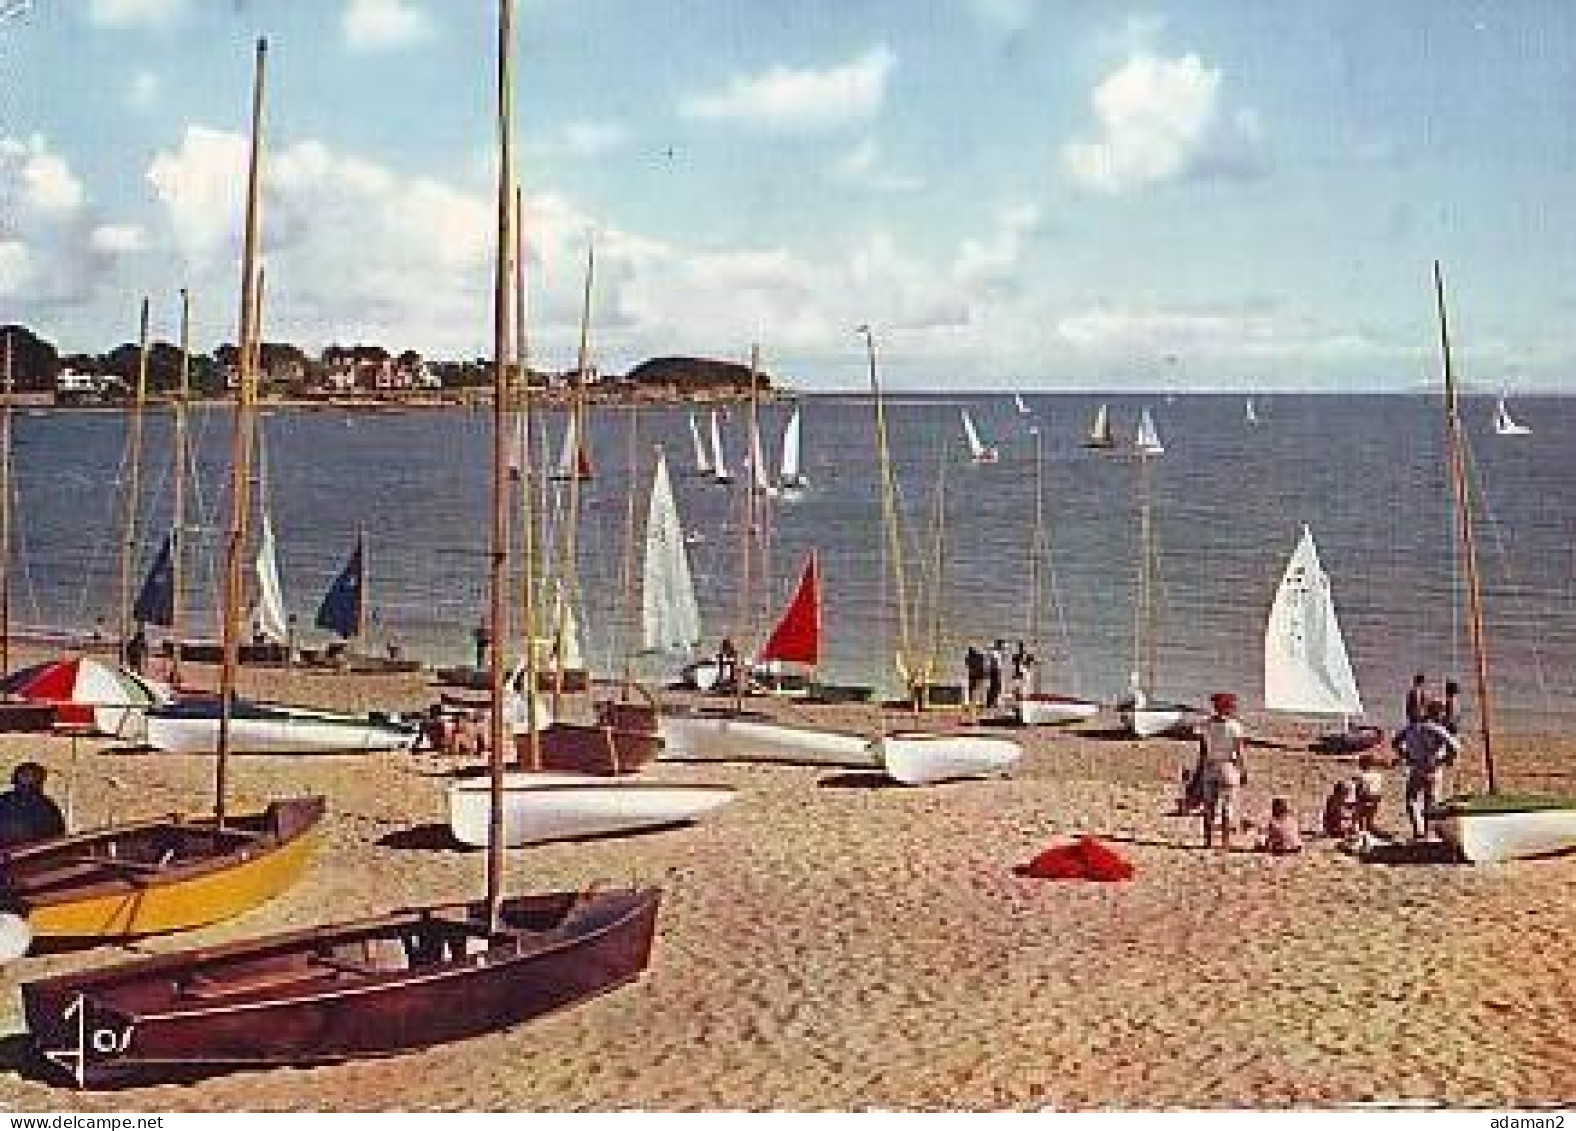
[0,135,137,304]
[954,202,1040,288]
[524,121,627,161]
[343,0,432,52]
[830,138,923,192]
[128,70,161,110]
[87,0,185,29]
[681,45,896,131]
[89,223,147,254]
[1062,50,1265,193]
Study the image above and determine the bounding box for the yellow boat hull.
[11,798,326,944]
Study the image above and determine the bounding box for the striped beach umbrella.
[0,656,167,736]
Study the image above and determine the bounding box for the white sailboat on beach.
[1493,393,1531,436]
[960,408,999,465]
[709,408,733,485]
[1083,403,1115,449]
[1264,526,1380,752]
[1117,409,1188,738]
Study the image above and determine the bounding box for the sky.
[3,0,1576,391]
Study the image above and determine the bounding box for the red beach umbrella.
[0,656,165,734]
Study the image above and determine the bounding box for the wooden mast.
[733,344,761,714]
[860,325,913,713]
[0,332,12,677]
[485,0,515,925]
[216,37,268,828]
[118,296,151,652]
[1134,433,1157,702]
[551,240,594,715]
[170,288,191,685]
[1026,424,1044,677]
[1434,261,1498,793]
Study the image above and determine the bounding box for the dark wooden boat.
[1310,724,1385,756]
[1,797,326,946]
[437,664,590,694]
[21,886,660,1088]
[160,638,289,666]
[521,698,664,776]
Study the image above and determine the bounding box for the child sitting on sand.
[1259,797,1303,854]
[1322,779,1357,839]
[1354,753,1385,838]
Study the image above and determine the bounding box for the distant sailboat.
[550,410,593,481]
[1245,398,1259,426]
[1013,394,1031,415]
[1133,408,1165,456]
[709,408,733,485]
[960,408,999,465]
[687,411,712,475]
[1264,526,1380,752]
[1083,403,1115,449]
[640,448,701,656]
[777,407,806,497]
[1493,393,1531,436]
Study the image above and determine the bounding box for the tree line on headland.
[0,323,779,402]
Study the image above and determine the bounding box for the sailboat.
[1245,397,1259,426]
[1117,409,1189,737]
[1016,426,1101,726]
[0,41,326,962]
[708,408,732,485]
[777,406,807,498]
[1083,403,1115,449]
[1493,392,1531,436]
[549,409,593,480]
[1431,264,1576,863]
[1263,525,1381,753]
[641,447,701,657]
[960,408,999,465]
[1014,394,1031,416]
[686,411,712,476]
[862,326,1022,785]
[17,23,661,1086]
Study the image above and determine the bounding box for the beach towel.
[1016,837,1135,882]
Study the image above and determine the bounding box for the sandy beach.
[0,653,1572,1111]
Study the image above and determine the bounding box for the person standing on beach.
[1197,692,1246,850]
[1442,679,1463,736]
[964,646,986,708]
[472,620,491,670]
[123,622,148,676]
[1403,672,1428,727]
[1392,699,1460,840]
[1010,641,1035,702]
[985,640,1005,708]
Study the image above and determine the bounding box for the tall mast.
[485,0,515,925]
[733,344,761,714]
[216,37,268,826]
[616,406,640,692]
[1027,425,1044,659]
[118,296,151,651]
[551,239,593,715]
[513,180,541,772]
[170,288,191,685]
[1135,445,1156,697]
[0,332,13,676]
[860,325,913,706]
[1434,261,1497,793]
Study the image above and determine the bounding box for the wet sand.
[1,655,1573,1111]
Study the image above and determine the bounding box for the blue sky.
[3,0,1575,390]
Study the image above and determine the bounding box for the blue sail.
[131,531,175,627]
[314,536,364,639]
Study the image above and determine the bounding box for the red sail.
[758,553,820,666]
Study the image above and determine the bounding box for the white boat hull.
[1118,704,1188,738]
[447,772,736,847]
[658,714,878,768]
[145,703,417,755]
[877,732,1021,785]
[1437,806,1576,863]
[1016,694,1101,727]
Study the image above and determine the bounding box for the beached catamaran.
[1431,263,1576,863]
[1263,525,1381,752]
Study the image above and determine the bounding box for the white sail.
[507,410,527,477]
[641,451,701,654]
[960,409,987,458]
[750,416,771,492]
[780,407,803,484]
[1245,398,1259,425]
[1134,408,1165,456]
[1263,525,1363,717]
[554,584,583,669]
[687,412,712,474]
[1494,394,1531,436]
[554,412,580,478]
[709,409,731,482]
[250,511,289,645]
[1085,404,1114,446]
[1014,394,1030,415]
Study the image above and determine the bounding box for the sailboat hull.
[1118,703,1189,738]
[878,732,1021,785]
[3,798,325,945]
[145,700,417,755]
[21,888,660,1088]
[1016,693,1101,727]
[657,712,879,768]
[1436,801,1576,863]
[447,773,735,847]
[516,701,664,776]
